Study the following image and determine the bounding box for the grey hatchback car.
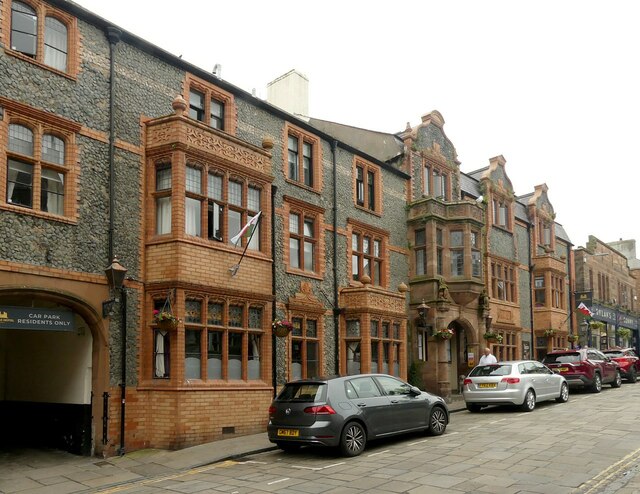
[462,360,569,412]
[267,374,449,456]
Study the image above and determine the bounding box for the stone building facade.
[574,237,639,352]
[1,0,638,459]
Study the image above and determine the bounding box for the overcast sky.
[75,0,640,252]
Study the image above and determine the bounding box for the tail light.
[572,363,589,373]
[268,405,276,415]
[501,377,520,384]
[304,405,336,415]
[463,378,473,385]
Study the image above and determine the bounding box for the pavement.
[0,396,468,494]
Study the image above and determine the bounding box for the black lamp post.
[104,256,127,456]
[581,320,590,347]
[417,299,431,327]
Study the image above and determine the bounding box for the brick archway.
[0,287,109,455]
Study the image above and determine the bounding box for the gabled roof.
[307,118,404,163]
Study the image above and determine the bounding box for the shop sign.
[575,291,593,306]
[0,306,75,331]
[618,313,639,330]
[591,304,616,325]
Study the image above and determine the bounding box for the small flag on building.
[577,302,594,317]
[230,211,261,246]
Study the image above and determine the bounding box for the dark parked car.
[267,374,449,457]
[602,348,639,382]
[542,348,622,392]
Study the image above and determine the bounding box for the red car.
[542,348,622,393]
[602,348,639,383]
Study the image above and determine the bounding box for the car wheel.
[340,421,366,457]
[276,442,301,452]
[611,370,622,388]
[466,403,482,413]
[628,367,638,383]
[555,382,569,403]
[427,406,447,436]
[520,389,536,412]
[591,373,602,393]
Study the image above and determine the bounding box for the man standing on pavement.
[478,347,497,365]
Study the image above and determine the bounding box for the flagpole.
[229,213,263,277]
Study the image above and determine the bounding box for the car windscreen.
[469,364,512,377]
[603,351,624,358]
[543,353,581,364]
[276,383,327,402]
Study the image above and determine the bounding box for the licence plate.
[557,367,568,372]
[478,383,497,389]
[277,429,299,437]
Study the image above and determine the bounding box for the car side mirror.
[409,385,422,396]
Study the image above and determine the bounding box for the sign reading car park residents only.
[0,306,75,331]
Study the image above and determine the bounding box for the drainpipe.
[106,26,121,263]
[119,287,127,456]
[567,248,574,336]
[528,223,535,357]
[106,25,124,455]
[271,185,278,397]
[331,140,340,375]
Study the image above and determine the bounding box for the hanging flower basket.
[567,334,579,343]
[589,321,605,332]
[483,331,503,344]
[434,329,454,340]
[154,310,179,330]
[544,328,556,338]
[272,319,293,337]
[617,327,632,340]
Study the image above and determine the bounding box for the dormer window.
[423,161,450,200]
[493,198,511,229]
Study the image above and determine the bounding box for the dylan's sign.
[0,306,75,332]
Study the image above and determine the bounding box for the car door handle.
[390,400,399,404]
[357,403,367,408]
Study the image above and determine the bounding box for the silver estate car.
[462,360,569,412]
[268,374,449,456]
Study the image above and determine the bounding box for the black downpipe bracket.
[106,25,125,455]
[331,140,340,375]
[271,185,278,397]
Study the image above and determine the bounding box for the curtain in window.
[347,341,361,375]
[41,168,64,215]
[44,16,67,71]
[185,197,201,236]
[154,330,168,378]
[248,334,261,379]
[156,196,171,234]
[228,332,242,379]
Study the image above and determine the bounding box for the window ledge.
[354,204,382,217]
[5,48,77,81]
[1,203,77,224]
[283,177,322,195]
[285,267,324,281]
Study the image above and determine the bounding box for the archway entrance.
[451,319,475,394]
[0,293,102,455]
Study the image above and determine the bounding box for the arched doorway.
[0,289,106,455]
[450,319,476,394]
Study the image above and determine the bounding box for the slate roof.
[307,118,404,163]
